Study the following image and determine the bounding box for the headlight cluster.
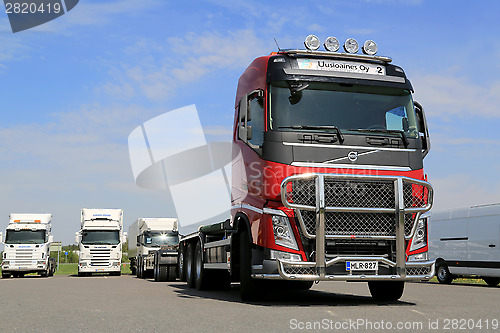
[304,35,378,55]
[409,217,428,252]
[272,215,299,251]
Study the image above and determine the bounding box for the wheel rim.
[438,266,446,279]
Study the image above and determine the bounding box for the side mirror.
[414,101,430,157]
[136,235,140,246]
[0,232,3,244]
[75,232,79,244]
[122,232,127,244]
[48,235,54,243]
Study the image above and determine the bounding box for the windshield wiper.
[278,125,344,144]
[347,129,408,147]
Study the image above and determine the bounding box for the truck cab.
[1,214,56,278]
[76,209,126,276]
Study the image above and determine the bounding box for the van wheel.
[368,281,405,301]
[483,277,500,287]
[436,263,453,284]
[185,242,195,288]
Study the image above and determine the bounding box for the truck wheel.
[167,265,177,281]
[483,277,500,287]
[41,270,49,277]
[186,242,195,288]
[195,241,211,290]
[436,263,453,284]
[368,281,405,301]
[2,273,11,278]
[240,230,261,301]
[178,244,186,282]
[157,265,168,282]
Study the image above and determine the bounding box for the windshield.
[5,230,46,244]
[269,81,418,139]
[81,230,120,245]
[144,232,179,247]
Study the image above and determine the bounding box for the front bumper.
[79,262,121,273]
[2,261,48,272]
[252,258,434,281]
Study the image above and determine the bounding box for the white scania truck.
[128,218,179,281]
[1,214,56,278]
[76,208,126,276]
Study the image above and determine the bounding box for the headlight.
[2,261,9,265]
[408,253,428,261]
[272,215,299,250]
[409,217,427,252]
[37,261,45,265]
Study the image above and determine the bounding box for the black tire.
[157,265,169,282]
[153,255,159,282]
[178,244,186,282]
[186,242,195,288]
[195,241,210,290]
[239,230,261,301]
[167,265,177,281]
[436,263,453,284]
[368,281,405,301]
[41,270,49,277]
[483,277,500,287]
[2,273,11,279]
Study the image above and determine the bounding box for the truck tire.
[41,270,49,277]
[483,277,500,287]
[157,265,168,282]
[368,281,405,301]
[178,244,186,282]
[436,263,453,284]
[167,265,177,281]
[240,230,261,301]
[186,242,195,288]
[194,240,213,290]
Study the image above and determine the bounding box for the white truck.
[429,203,500,286]
[76,208,126,276]
[128,218,179,281]
[1,214,56,278]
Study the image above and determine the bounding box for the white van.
[428,203,500,286]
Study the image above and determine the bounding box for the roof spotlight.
[324,36,340,52]
[304,35,320,51]
[343,38,359,54]
[362,40,378,55]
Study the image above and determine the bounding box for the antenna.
[274,38,281,52]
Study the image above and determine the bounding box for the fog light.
[270,250,302,262]
[304,35,320,51]
[324,36,339,52]
[362,40,377,55]
[408,253,428,261]
[343,38,359,53]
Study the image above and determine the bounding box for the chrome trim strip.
[238,204,263,214]
[284,68,406,83]
[291,162,411,171]
[283,141,416,152]
[204,263,229,269]
[324,150,380,164]
[262,208,287,217]
[204,239,230,249]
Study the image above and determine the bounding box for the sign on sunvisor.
[297,58,386,75]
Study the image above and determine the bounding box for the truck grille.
[14,249,35,264]
[299,211,415,237]
[90,249,111,266]
[282,174,432,239]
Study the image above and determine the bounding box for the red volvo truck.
[178,36,434,301]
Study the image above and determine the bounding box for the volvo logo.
[348,151,358,162]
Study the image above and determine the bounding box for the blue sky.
[1,0,500,244]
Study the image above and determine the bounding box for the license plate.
[346,261,378,271]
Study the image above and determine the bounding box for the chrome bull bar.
[277,173,434,280]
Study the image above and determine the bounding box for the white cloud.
[101,29,271,101]
[412,74,500,118]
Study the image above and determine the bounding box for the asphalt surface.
[0,274,499,333]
